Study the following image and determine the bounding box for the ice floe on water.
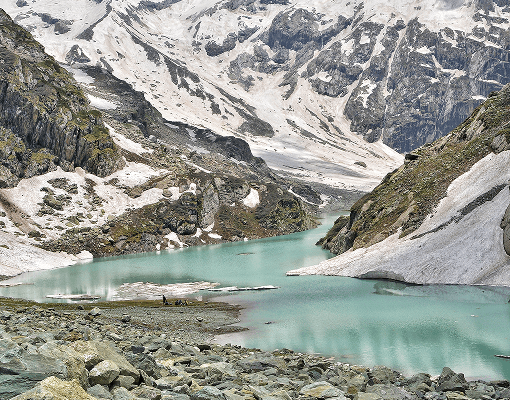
[112,281,220,300]
[208,285,279,292]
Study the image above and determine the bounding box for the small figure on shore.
[163,295,168,305]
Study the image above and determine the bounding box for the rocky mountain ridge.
[4,0,510,192]
[0,9,124,187]
[289,83,510,285]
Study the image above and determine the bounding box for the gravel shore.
[1,297,510,400]
[0,296,245,343]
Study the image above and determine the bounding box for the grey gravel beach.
[1,297,510,400]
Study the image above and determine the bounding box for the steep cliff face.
[0,9,123,188]
[298,84,510,285]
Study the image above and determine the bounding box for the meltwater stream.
[2,215,510,380]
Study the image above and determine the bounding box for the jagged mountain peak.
[3,0,510,192]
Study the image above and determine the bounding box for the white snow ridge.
[288,151,510,286]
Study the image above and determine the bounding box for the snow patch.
[165,232,186,248]
[242,188,260,208]
[76,251,94,260]
[359,80,377,108]
[106,124,153,155]
[108,162,160,187]
[317,71,332,82]
[0,230,80,278]
[87,94,117,110]
[63,66,95,84]
[415,46,432,54]
[359,34,371,45]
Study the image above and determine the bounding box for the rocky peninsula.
[0,297,508,400]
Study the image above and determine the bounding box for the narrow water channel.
[2,215,510,380]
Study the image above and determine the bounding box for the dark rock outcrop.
[65,45,91,64]
[0,10,123,187]
[205,33,237,57]
[501,200,510,255]
[42,176,317,257]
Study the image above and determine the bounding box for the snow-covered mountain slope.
[5,0,510,191]
[0,10,320,278]
[289,83,510,285]
[0,0,416,192]
[289,152,510,285]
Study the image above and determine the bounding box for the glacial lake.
[2,214,510,380]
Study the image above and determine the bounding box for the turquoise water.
[2,215,510,380]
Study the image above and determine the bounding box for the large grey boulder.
[191,386,227,400]
[112,386,138,400]
[88,384,114,399]
[236,353,285,372]
[369,366,402,384]
[71,340,139,379]
[10,376,97,400]
[37,341,89,388]
[89,360,121,385]
[437,367,468,392]
[365,384,416,399]
[300,381,346,399]
[131,384,162,399]
[200,362,238,379]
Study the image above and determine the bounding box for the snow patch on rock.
[165,232,185,248]
[242,188,260,208]
[106,124,153,155]
[87,94,117,110]
[0,230,81,278]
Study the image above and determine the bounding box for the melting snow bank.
[112,281,220,300]
[0,230,86,279]
[288,151,510,285]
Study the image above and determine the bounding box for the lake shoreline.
[2,297,509,400]
[3,216,510,382]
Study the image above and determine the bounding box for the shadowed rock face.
[0,10,123,187]
[501,202,510,255]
